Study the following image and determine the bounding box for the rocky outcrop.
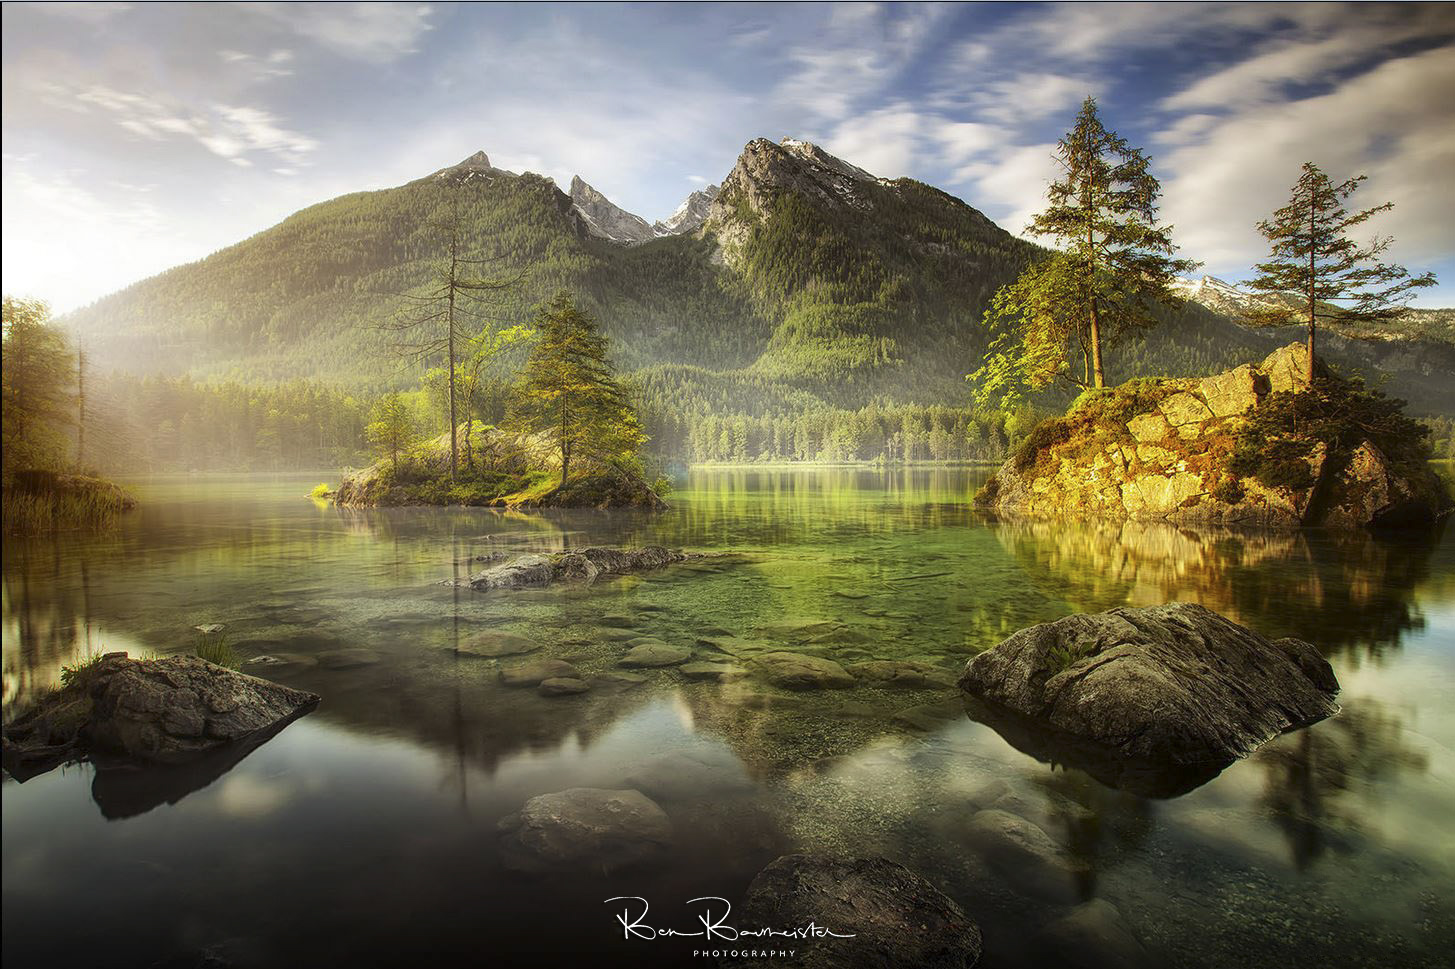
[977,344,1449,528]
[959,603,1339,768]
[468,546,689,591]
[724,854,983,969]
[1,653,318,780]
[496,787,675,872]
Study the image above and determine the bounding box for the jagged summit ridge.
[654,183,720,236]
[568,175,657,244]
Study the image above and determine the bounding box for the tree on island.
[366,392,416,472]
[1247,162,1437,386]
[510,292,645,486]
[378,193,520,482]
[973,97,1197,401]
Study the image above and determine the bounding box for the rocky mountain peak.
[455,150,492,170]
[653,183,720,236]
[702,137,892,268]
[568,176,656,244]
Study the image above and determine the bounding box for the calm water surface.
[3,469,1453,968]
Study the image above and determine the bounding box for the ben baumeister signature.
[604,896,856,942]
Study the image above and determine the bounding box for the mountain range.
[57,137,1455,416]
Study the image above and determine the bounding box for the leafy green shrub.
[1212,477,1246,505]
[1229,374,1430,491]
[309,482,331,499]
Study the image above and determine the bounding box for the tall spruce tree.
[510,293,645,486]
[1247,162,1436,386]
[975,97,1196,398]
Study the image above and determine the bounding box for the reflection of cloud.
[215,771,295,818]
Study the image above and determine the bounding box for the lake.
[3,469,1453,968]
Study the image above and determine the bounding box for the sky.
[3,1,1453,312]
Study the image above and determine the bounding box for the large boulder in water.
[723,854,982,969]
[2,652,318,778]
[958,603,1338,767]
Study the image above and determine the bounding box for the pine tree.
[367,392,416,472]
[510,292,645,486]
[1247,162,1437,385]
[975,97,1197,399]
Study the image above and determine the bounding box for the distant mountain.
[1173,275,1455,347]
[654,183,719,236]
[56,140,1455,415]
[568,175,657,244]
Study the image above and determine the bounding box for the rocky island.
[977,344,1449,528]
[332,425,665,510]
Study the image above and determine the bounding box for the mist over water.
[4,470,1453,968]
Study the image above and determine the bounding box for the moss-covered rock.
[977,344,1450,529]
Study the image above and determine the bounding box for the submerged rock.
[499,659,581,687]
[2,653,318,780]
[959,603,1339,767]
[538,677,590,697]
[849,660,958,689]
[965,809,1085,903]
[724,853,982,969]
[751,651,856,690]
[1036,899,1151,969]
[618,642,692,668]
[497,787,674,872]
[468,546,690,591]
[456,631,539,658]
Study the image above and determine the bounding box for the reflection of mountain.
[992,518,1443,659]
[1253,698,1429,870]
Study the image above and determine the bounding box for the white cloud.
[69,83,317,166]
[242,2,435,63]
[825,105,927,178]
[1157,46,1455,278]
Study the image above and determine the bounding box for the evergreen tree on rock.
[1248,162,1437,386]
[511,292,645,486]
[975,97,1197,399]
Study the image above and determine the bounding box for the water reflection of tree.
[993,518,1444,661]
[1254,698,1428,870]
[2,537,110,718]
[1032,768,1157,896]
